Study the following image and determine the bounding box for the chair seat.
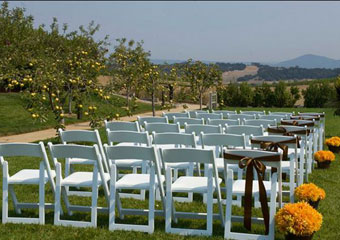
[61,172,110,187]
[116,174,165,190]
[8,169,56,185]
[172,176,222,193]
[232,179,278,195]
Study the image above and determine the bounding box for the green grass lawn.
[0,107,339,239]
[0,93,158,137]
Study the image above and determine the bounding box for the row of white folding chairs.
[0,140,282,239]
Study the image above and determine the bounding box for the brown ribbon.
[251,139,290,160]
[224,152,280,234]
[298,112,325,118]
[281,120,314,127]
[267,126,310,137]
[291,115,320,121]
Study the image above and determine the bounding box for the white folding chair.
[280,120,317,174]
[59,129,109,196]
[0,142,55,225]
[106,130,151,200]
[201,133,246,204]
[162,112,189,121]
[48,143,109,228]
[227,113,256,120]
[267,125,309,185]
[250,135,299,203]
[244,119,277,128]
[153,132,197,202]
[225,125,264,147]
[298,112,325,151]
[188,110,209,118]
[196,113,223,123]
[212,110,237,118]
[144,122,180,134]
[161,148,224,236]
[137,116,168,130]
[104,120,140,132]
[223,150,282,240]
[173,117,204,128]
[185,123,222,147]
[106,145,165,233]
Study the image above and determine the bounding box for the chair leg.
[54,163,62,225]
[90,166,98,227]
[148,167,155,234]
[8,185,21,214]
[165,167,172,233]
[206,175,213,235]
[2,162,8,223]
[39,162,45,225]
[224,169,233,239]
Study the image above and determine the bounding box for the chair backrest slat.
[173,117,204,127]
[153,132,196,146]
[145,122,180,134]
[244,119,277,128]
[212,110,237,118]
[188,110,209,118]
[161,148,214,164]
[196,113,223,122]
[48,143,98,161]
[162,112,189,121]
[201,133,246,148]
[227,113,256,120]
[59,129,99,143]
[207,119,240,126]
[185,123,222,135]
[225,125,264,136]
[104,120,140,132]
[259,114,286,122]
[106,130,150,145]
[137,116,168,128]
[0,143,44,158]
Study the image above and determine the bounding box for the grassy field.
[0,107,339,239]
[0,93,157,137]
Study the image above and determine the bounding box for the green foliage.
[0,2,110,130]
[302,82,335,108]
[218,81,299,108]
[183,59,222,109]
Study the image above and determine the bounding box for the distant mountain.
[275,54,340,69]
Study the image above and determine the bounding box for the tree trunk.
[152,90,155,116]
[161,90,165,107]
[199,92,203,110]
[68,89,72,114]
[126,87,130,108]
[48,91,54,111]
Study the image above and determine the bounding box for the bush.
[302,82,335,108]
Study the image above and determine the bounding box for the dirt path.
[0,103,201,143]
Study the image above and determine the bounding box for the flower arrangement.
[275,202,323,237]
[325,136,340,153]
[314,150,335,162]
[295,183,326,203]
[325,136,340,147]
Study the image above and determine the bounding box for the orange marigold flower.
[275,202,322,236]
[295,183,326,202]
[325,136,340,147]
[314,150,335,162]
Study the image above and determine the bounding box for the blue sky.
[8,1,340,63]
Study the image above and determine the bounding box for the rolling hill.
[275,54,340,69]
